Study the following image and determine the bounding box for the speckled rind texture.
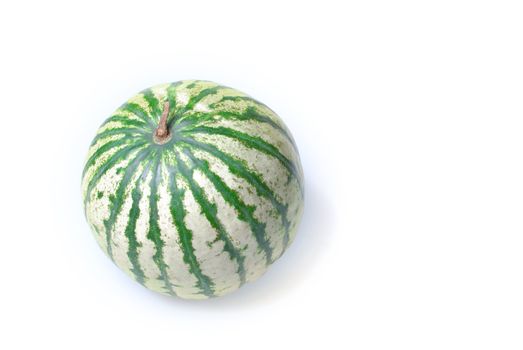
[82,80,304,299]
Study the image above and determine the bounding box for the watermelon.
[81,80,304,299]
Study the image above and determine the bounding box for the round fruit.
[82,80,304,299]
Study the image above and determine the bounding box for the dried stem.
[155,101,170,141]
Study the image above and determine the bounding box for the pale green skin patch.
[82,80,304,299]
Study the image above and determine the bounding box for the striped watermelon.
[82,80,304,299]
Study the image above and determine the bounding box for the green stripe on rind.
[100,115,149,130]
[119,102,154,127]
[179,138,292,251]
[212,95,253,104]
[215,108,299,153]
[182,86,222,112]
[146,155,177,296]
[124,159,153,285]
[165,82,181,109]
[185,99,300,157]
[141,89,162,123]
[182,147,273,264]
[168,164,215,297]
[89,128,144,147]
[209,95,278,117]
[102,148,151,259]
[176,150,247,286]
[165,82,182,128]
[176,85,232,124]
[83,138,135,178]
[84,141,149,206]
[182,125,301,186]
[178,109,301,166]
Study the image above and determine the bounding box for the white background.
[1,1,522,349]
